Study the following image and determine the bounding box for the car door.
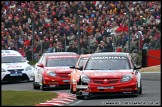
[73,57,85,84]
[38,55,46,83]
[35,55,45,82]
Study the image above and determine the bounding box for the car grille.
[57,73,69,78]
[92,78,119,84]
[8,69,24,72]
[2,74,29,81]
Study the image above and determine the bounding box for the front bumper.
[76,82,137,96]
[1,73,34,82]
[43,77,70,87]
[1,70,34,82]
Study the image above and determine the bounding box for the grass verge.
[140,65,161,72]
[2,90,58,106]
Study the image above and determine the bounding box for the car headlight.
[26,66,32,71]
[2,68,6,72]
[81,74,90,83]
[121,75,132,82]
[47,70,56,77]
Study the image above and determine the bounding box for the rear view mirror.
[37,63,44,68]
[70,66,83,70]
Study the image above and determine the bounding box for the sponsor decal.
[91,56,126,60]
[2,53,20,56]
[59,68,71,72]
[48,55,78,59]
[94,73,108,76]
[7,65,22,68]
[94,72,117,76]
[5,64,12,65]
[83,57,88,60]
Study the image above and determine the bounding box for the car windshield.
[85,56,131,70]
[78,57,89,67]
[2,56,26,63]
[47,58,78,67]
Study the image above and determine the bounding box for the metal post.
[16,42,18,51]
[64,37,66,52]
[40,40,43,54]
[128,2,130,53]
[71,4,80,54]
[32,21,34,61]
[138,34,140,51]
[77,15,80,54]
[123,1,131,53]
[112,35,115,52]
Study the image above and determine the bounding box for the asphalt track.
[1,72,161,106]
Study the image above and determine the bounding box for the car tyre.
[133,83,139,97]
[42,78,48,91]
[33,77,40,90]
[139,81,142,94]
[76,96,85,100]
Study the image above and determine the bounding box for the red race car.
[75,52,142,99]
[33,52,79,90]
[70,54,91,94]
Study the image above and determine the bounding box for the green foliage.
[2,90,58,106]
[28,60,37,65]
[137,50,142,66]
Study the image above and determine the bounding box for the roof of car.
[1,50,20,54]
[43,52,79,56]
[80,54,92,58]
[92,52,129,57]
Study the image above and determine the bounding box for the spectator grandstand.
[1,1,161,61]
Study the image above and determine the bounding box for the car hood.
[81,70,134,78]
[2,62,30,70]
[44,66,73,73]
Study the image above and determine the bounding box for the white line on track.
[40,102,64,106]
[68,100,83,106]
[47,100,70,103]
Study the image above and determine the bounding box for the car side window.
[41,56,46,66]
[38,55,44,64]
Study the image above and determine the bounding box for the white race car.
[1,50,34,82]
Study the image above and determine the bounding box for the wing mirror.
[133,65,141,70]
[37,63,44,68]
[70,66,76,69]
[70,66,83,70]
[77,66,83,70]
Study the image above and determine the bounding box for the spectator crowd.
[1,1,161,61]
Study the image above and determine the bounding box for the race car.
[75,52,142,99]
[70,54,91,94]
[1,50,34,82]
[33,52,79,91]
